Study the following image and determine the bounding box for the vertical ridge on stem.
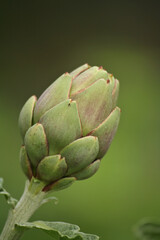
[0,179,46,240]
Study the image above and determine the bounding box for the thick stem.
[0,178,46,240]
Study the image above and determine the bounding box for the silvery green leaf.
[41,196,58,206]
[16,221,99,240]
[0,178,17,208]
[135,218,160,240]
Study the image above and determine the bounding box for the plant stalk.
[0,178,46,240]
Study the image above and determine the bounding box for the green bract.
[19,64,120,191]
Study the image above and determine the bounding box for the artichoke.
[19,64,120,191]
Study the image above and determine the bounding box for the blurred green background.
[0,1,160,239]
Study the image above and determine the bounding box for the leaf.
[16,221,99,240]
[41,196,59,206]
[135,218,160,240]
[0,178,18,208]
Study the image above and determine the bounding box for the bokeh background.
[0,1,160,239]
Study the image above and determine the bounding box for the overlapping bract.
[19,64,120,191]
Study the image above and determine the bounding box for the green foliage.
[0,178,17,208]
[16,221,99,240]
[41,196,58,206]
[135,219,160,240]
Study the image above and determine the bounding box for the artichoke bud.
[18,64,121,191]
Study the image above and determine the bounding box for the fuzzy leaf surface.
[16,221,99,240]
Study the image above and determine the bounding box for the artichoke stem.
[0,178,46,240]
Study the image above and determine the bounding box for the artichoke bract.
[19,64,120,191]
